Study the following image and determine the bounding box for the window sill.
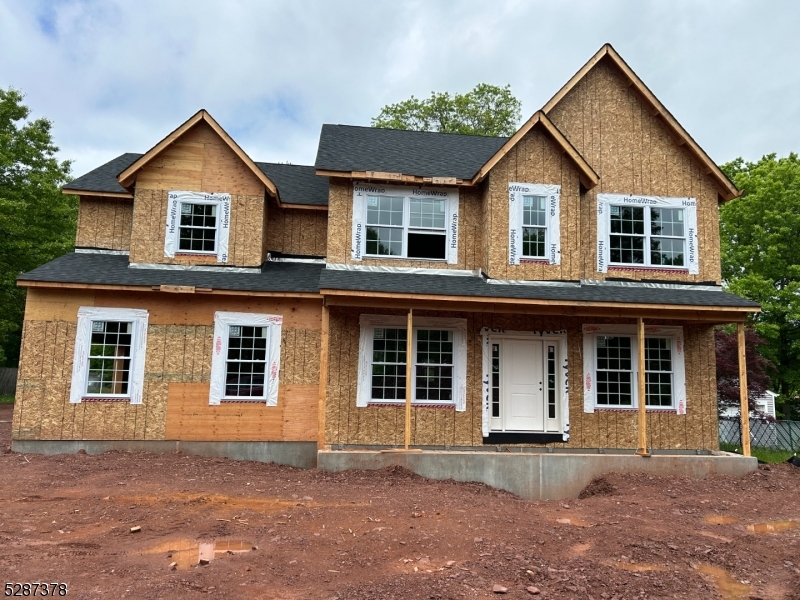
[594,407,678,414]
[608,265,688,274]
[82,397,130,403]
[366,402,455,409]
[519,258,550,264]
[363,256,447,262]
[220,398,268,404]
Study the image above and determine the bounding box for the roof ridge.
[322,122,510,140]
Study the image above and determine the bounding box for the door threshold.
[483,432,564,445]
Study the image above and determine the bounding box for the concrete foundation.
[11,440,318,469]
[317,450,758,500]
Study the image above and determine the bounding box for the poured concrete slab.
[317,450,758,500]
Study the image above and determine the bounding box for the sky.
[1,0,798,179]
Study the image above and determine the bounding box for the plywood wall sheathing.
[323,307,719,451]
[12,288,322,443]
[75,197,133,251]
[265,197,328,257]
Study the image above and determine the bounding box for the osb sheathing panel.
[75,197,133,251]
[13,288,322,442]
[546,57,722,284]
[265,196,328,257]
[326,179,484,271]
[483,127,582,280]
[129,189,264,267]
[324,307,719,450]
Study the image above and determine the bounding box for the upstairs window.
[351,183,459,264]
[522,195,548,258]
[596,194,698,274]
[508,182,561,265]
[365,196,447,260]
[179,202,218,253]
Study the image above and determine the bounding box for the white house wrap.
[582,324,686,414]
[208,312,283,406]
[350,183,459,264]
[164,190,231,263]
[356,314,467,411]
[596,193,698,274]
[508,182,561,265]
[70,307,149,405]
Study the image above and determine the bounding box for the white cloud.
[1,0,798,176]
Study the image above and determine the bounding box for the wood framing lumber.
[405,308,413,450]
[738,322,751,457]
[636,317,650,456]
[318,304,330,449]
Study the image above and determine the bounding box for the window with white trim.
[179,201,218,253]
[209,312,283,406]
[366,195,447,260]
[508,182,561,265]
[522,195,548,258]
[357,315,467,411]
[608,205,686,267]
[69,307,149,404]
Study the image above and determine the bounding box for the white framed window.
[581,324,686,414]
[351,183,459,264]
[209,312,283,406]
[356,315,467,410]
[165,191,231,262]
[508,182,560,265]
[69,307,149,404]
[596,193,698,274]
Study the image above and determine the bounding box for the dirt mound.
[578,475,616,498]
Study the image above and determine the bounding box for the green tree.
[720,154,800,419]
[371,83,521,137]
[0,88,75,366]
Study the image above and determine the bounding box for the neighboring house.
[11,44,760,464]
[720,391,779,419]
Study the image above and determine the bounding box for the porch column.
[636,317,650,456]
[404,308,413,450]
[738,322,751,457]
[317,304,330,450]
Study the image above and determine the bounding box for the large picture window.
[582,324,686,414]
[596,193,699,274]
[209,312,283,406]
[70,307,149,404]
[351,184,459,264]
[357,315,467,411]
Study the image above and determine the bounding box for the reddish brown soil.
[2,403,799,599]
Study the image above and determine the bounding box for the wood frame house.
[12,45,759,468]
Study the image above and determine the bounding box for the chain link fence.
[719,417,800,452]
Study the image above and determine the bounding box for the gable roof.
[315,124,508,181]
[117,109,278,197]
[62,152,140,197]
[542,44,740,202]
[470,111,599,189]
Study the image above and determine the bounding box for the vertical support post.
[738,322,751,457]
[636,317,650,456]
[404,308,413,451]
[317,304,330,450]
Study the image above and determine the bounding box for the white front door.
[502,339,544,431]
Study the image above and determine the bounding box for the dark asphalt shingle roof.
[19,253,323,294]
[315,124,508,180]
[63,153,142,194]
[63,155,329,206]
[319,269,760,308]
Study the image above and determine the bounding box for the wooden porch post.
[404,308,413,450]
[636,317,650,456]
[317,304,330,450]
[738,322,751,457]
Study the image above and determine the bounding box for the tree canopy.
[371,83,521,137]
[0,88,75,366]
[715,327,774,414]
[720,154,800,419]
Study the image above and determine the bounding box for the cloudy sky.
[1,0,798,178]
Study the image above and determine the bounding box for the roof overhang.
[117,109,278,197]
[542,44,740,203]
[315,169,466,187]
[61,189,134,199]
[470,111,599,189]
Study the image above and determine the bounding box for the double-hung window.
[357,315,467,411]
[508,182,561,265]
[596,194,698,273]
[70,307,149,404]
[208,312,283,406]
[582,325,686,413]
[366,195,447,260]
[609,205,685,267]
[351,184,459,263]
[179,202,218,253]
[522,195,547,258]
[164,191,231,262]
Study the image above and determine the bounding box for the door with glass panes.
[489,338,560,433]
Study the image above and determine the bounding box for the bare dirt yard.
[1,403,799,599]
